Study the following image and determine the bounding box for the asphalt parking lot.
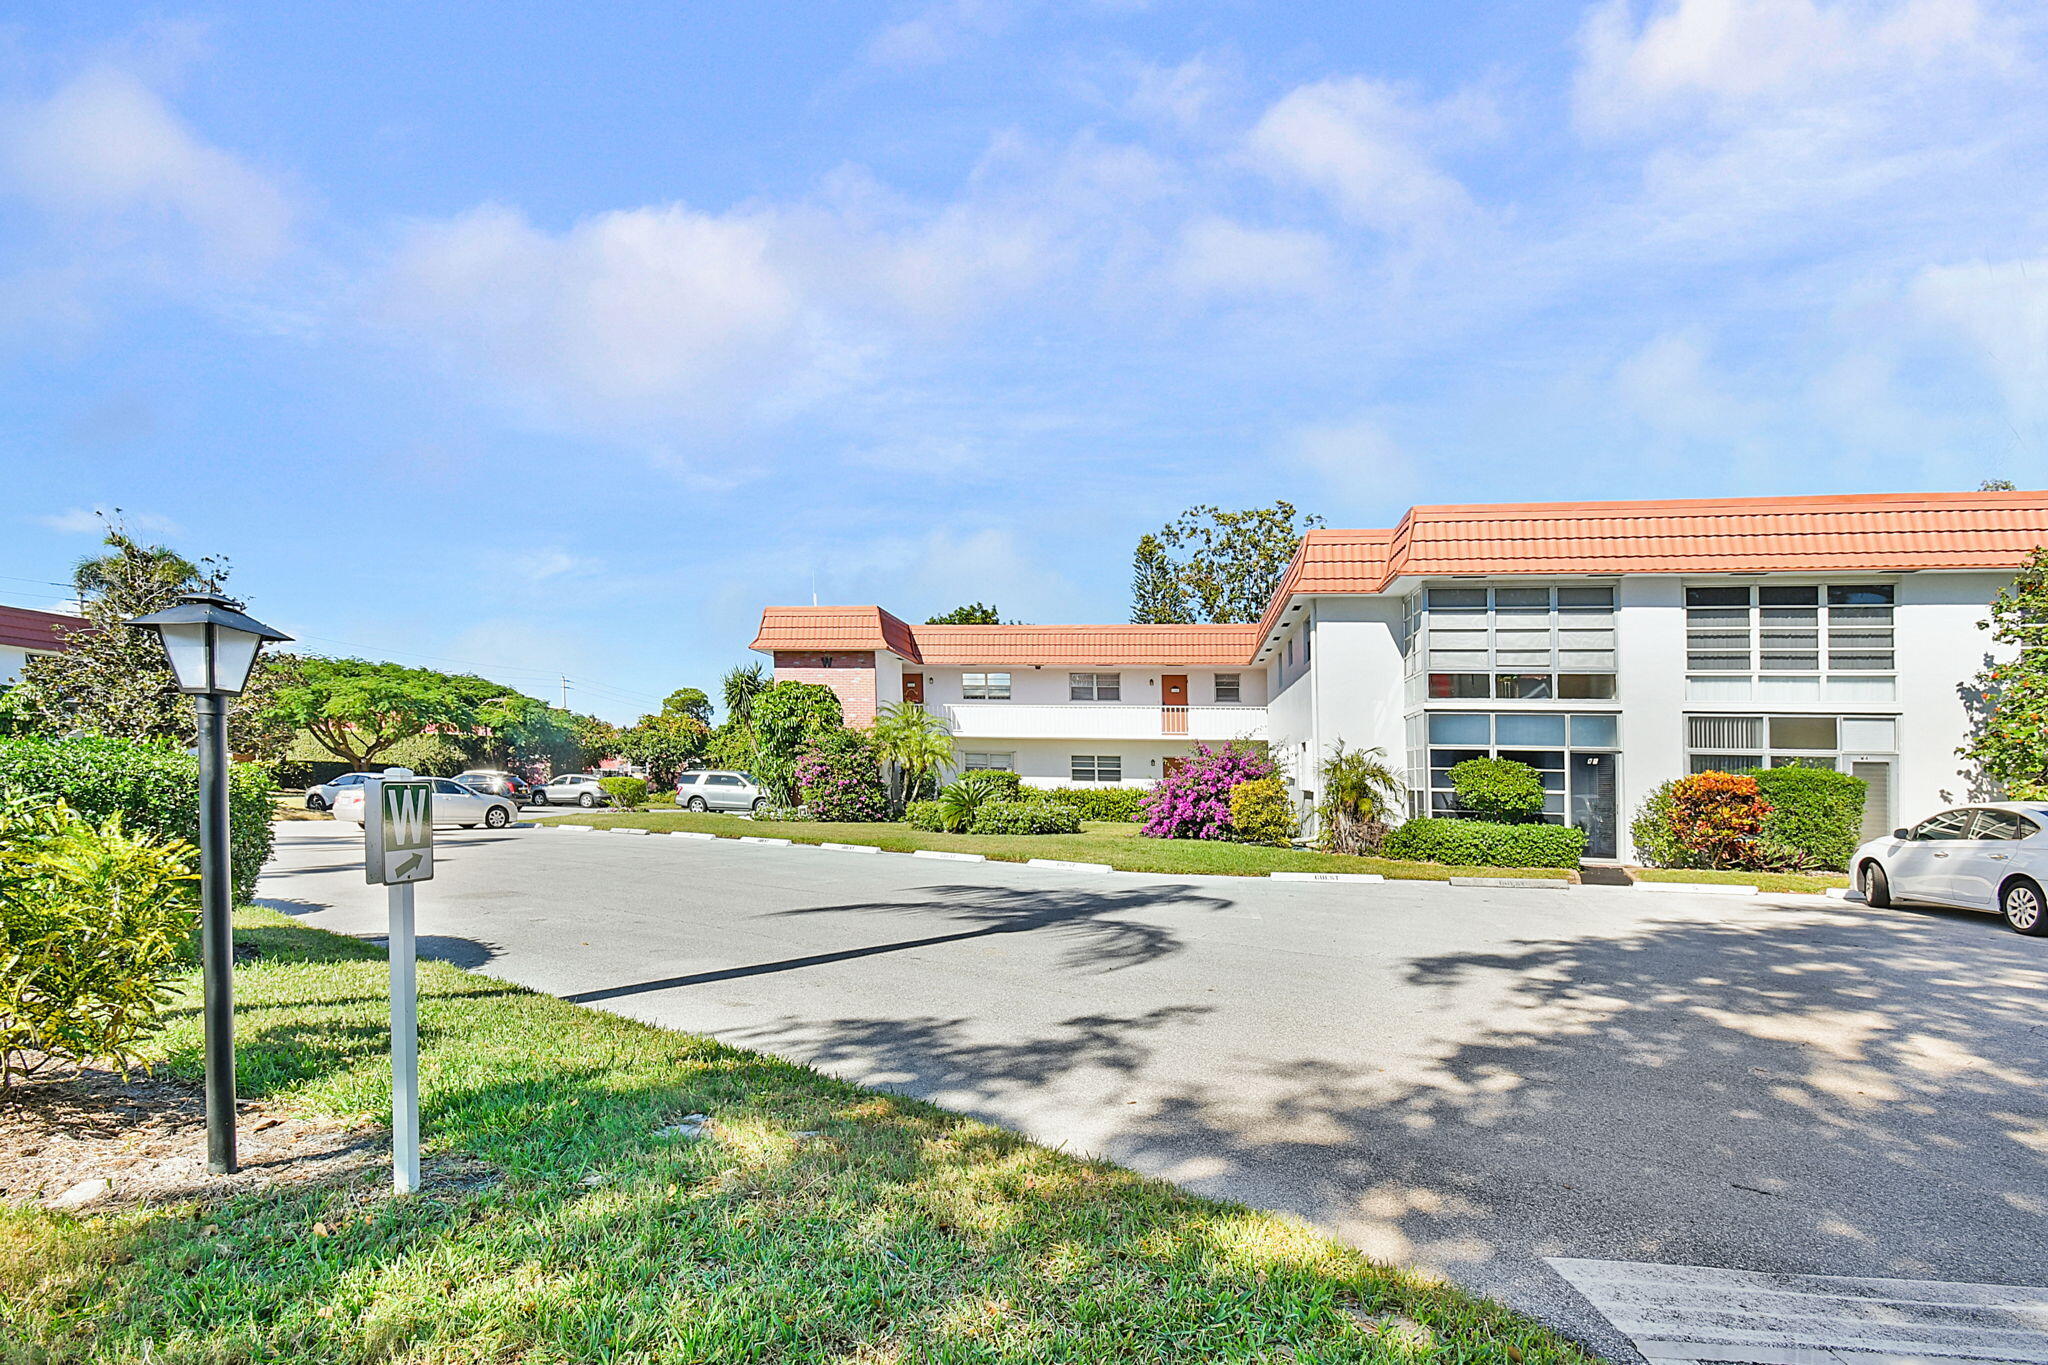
[261,822,2048,1359]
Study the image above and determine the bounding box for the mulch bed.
[1,1062,495,1214]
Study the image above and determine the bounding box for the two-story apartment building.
[751,489,2048,861]
[0,603,81,687]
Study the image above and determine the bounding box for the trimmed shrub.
[1742,766,1867,870]
[1669,771,1771,869]
[598,776,649,808]
[0,735,272,903]
[1448,758,1545,823]
[1,794,199,1087]
[1382,817,1588,869]
[1628,781,1699,869]
[970,800,1083,836]
[1024,786,1148,821]
[794,731,889,822]
[965,769,1024,800]
[1228,777,1297,847]
[1140,742,1277,840]
[904,800,946,832]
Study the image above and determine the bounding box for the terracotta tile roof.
[750,606,922,661]
[759,491,2048,670]
[912,623,1261,667]
[0,604,83,654]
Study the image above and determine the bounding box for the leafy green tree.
[1960,546,2048,798]
[871,702,954,806]
[1137,502,1324,624]
[1314,744,1403,855]
[1130,533,1191,624]
[926,603,1007,624]
[749,681,843,803]
[570,714,624,769]
[722,663,769,726]
[261,659,490,770]
[661,687,713,725]
[12,527,289,760]
[621,712,710,786]
[1981,479,2019,491]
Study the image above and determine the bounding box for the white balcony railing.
[939,702,1267,742]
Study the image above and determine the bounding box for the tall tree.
[262,658,490,770]
[1130,503,1322,625]
[926,603,1007,624]
[13,527,289,760]
[721,663,769,727]
[1959,546,2048,798]
[871,701,955,806]
[661,687,713,725]
[1130,533,1191,624]
[749,680,843,804]
[620,712,710,786]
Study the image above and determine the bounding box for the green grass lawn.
[537,810,1579,882]
[1631,867,1851,895]
[1,908,1594,1364]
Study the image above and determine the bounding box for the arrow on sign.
[394,852,423,879]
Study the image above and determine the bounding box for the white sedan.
[331,778,518,830]
[1851,802,2048,936]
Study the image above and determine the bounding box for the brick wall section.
[772,651,879,727]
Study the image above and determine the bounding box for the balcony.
[939,702,1267,743]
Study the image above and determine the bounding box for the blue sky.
[3,2,2045,722]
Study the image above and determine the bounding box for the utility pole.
[560,675,569,710]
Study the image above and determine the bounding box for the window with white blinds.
[1421,584,1617,699]
[1684,713,1897,773]
[1684,585,1894,700]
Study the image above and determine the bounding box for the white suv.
[674,770,768,812]
[535,774,611,808]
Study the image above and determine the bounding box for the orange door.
[1161,674,1188,734]
[902,673,924,704]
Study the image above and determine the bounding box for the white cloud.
[1910,254,2048,426]
[1245,77,1490,239]
[378,203,845,429]
[1126,54,1233,131]
[1,66,292,272]
[1285,414,1415,502]
[1575,0,2001,136]
[38,505,182,536]
[1614,330,1766,439]
[864,0,1012,69]
[1170,217,1334,298]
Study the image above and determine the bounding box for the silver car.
[304,771,381,811]
[331,778,518,830]
[674,770,768,812]
[535,773,611,808]
[1851,801,2048,935]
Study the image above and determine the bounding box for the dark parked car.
[455,771,539,805]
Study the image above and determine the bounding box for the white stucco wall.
[0,646,27,687]
[916,665,1263,707]
[1895,570,2007,811]
[946,738,1216,789]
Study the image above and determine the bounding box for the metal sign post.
[365,771,434,1194]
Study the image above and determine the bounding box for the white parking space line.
[1550,1258,2048,1365]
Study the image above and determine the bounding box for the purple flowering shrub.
[793,730,890,822]
[1139,741,1278,840]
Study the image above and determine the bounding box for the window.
[1069,672,1121,701]
[1911,809,1973,841]
[962,672,1011,700]
[1071,755,1122,783]
[1972,809,2039,841]
[1421,584,1616,700]
[1414,711,1621,825]
[962,752,1014,771]
[676,774,700,785]
[1685,584,1894,700]
[1684,713,1895,773]
[433,779,467,794]
[1214,673,1241,703]
[709,775,743,787]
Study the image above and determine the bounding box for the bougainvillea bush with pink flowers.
[793,730,890,822]
[1139,742,1277,841]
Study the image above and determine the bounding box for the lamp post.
[130,591,291,1175]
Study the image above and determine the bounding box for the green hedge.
[904,800,946,832]
[967,770,1025,799]
[1742,766,1867,870]
[1382,817,1588,869]
[0,735,274,902]
[1022,786,1148,821]
[970,800,1083,836]
[597,776,649,808]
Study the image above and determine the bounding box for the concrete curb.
[1450,876,1572,890]
[1634,880,1758,895]
[553,824,594,833]
[912,849,986,862]
[820,842,884,854]
[615,828,651,837]
[669,831,716,840]
[1269,871,1385,884]
[739,836,793,847]
[1028,858,1114,874]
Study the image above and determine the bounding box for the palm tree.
[721,663,768,726]
[1316,743,1404,854]
[871,702,954,807]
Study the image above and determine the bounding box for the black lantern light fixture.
[130,591,291,1174]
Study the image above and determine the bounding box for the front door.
[1161,674,1188,734]
[1569,753,1617,858]
[902,673,924,704]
